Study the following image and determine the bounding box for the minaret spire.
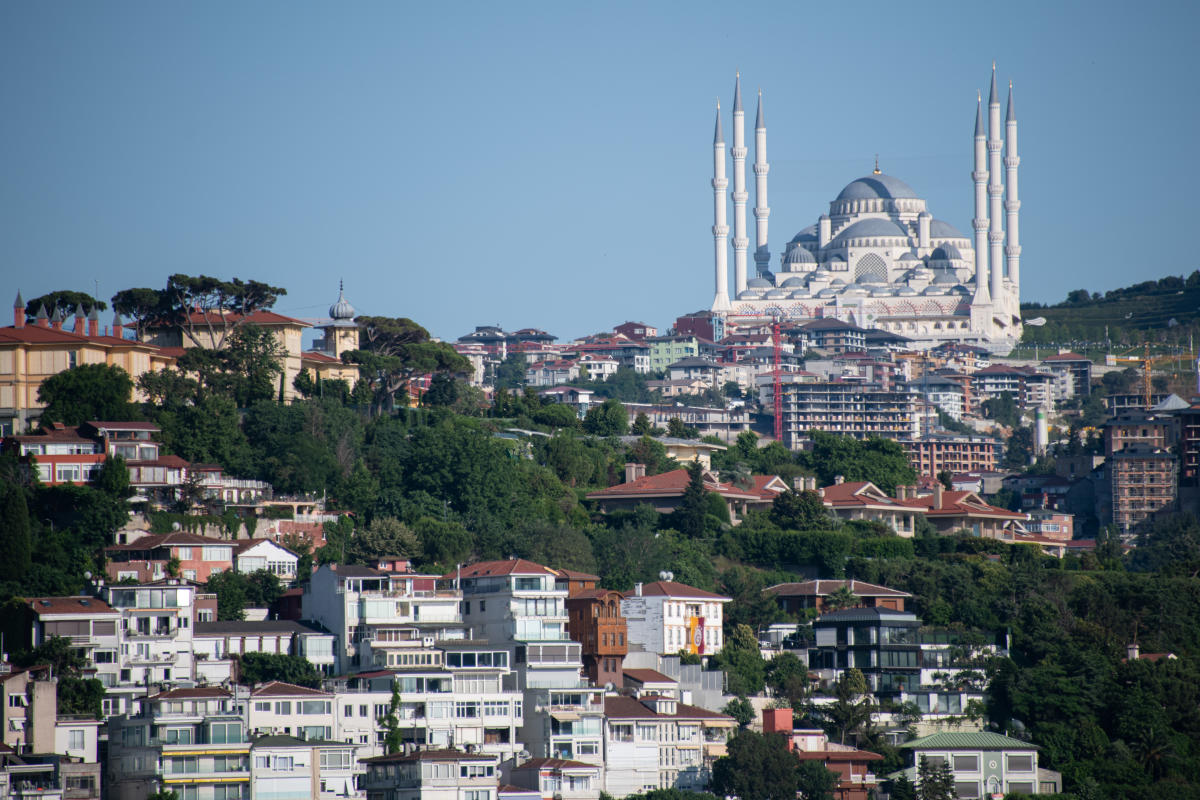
[987,63,1004,302]
[752,87,771,279]
[1004,80,1021,292]
[711,100,731,311]
[730,73,749,296]
[972,92,991,304]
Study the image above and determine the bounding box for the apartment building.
[619,403,751,443]
[1040,351,1092,397]
[249,735,361,800]
[620,581,729,658]
[901,434,1001,478]
[232,539,299,580]
[193,620,336,683]
[301,565,464,674]
[105,533,234,583]
[509,757,603,800]
[763,580,912,616]
[248,682,335,741]
[766,379,920,449]
[106,686,251,800]
[564,587,627,688]
[892,732,1061,796]
[809,608,923,695]
[450,560,605,768]
[1111,445,1178,533]
[27,597,122,693]
[601,694,734,796]
[360,748,499,800]
[103,581,198,717]
[1104,410,1176,458]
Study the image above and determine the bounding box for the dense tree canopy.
[38,364,141,425]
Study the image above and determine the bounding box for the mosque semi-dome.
[835,173,919,201]
[831,217,909,244]
[784,246,817,265]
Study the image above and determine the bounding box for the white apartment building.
[249,734,361,800]
[361,748,500,800]
[451,560,605,769]
[602,694,735,796]
[509,757,603,800]
[621,582,730,658]
[233,539,299,581]
[248,682,336,741]
[27,597,122,698]
[103,581,198,717]
[302,565,465,673]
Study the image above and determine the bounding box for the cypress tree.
[0,484,32,583]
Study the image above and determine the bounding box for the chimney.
[74,308,87,335]
[50,307,63,331]
[834,475,844,485]
[1127,642,1140,661]
[87,307,100,337]
[624,463,646,483]
[35,304,49,328]
[793,477,803,491]
[934,483,944,510]
[634,582,643,597]
[12,292,23,329]
[112,313,125,339]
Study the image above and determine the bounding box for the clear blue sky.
[1,1,1195,342]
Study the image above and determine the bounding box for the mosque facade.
[710,67,1023,355]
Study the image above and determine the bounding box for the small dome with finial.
[329,281,356,320]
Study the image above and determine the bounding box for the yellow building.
[300,283,361,386]
[0,296,174,434]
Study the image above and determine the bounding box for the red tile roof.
[442,559,558,580]
[301,350,341,363]
[553,568,601,582]
[586,468,763,501]
[763,580,912,599]
[818,481,915,510]
[87,421,161,431]
[623,668,677,684]
[635,580,730,601]
[604,695,731,721]
[106,532,226,552]
[250,681,331,698]
[902,490,1026,520]
[27,596,118,616]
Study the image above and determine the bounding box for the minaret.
[711,101,731,310]
[1004,80,1021,291]
[752,88,771,278]
[987,64,1004,301]
[972,93,990,304]
[730,74,749,296]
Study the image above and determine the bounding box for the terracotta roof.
[106,532,227,552]
[87,421,161,431]
[818,481,912,509]
[763,580,912,599]
[902,490,1026,520]
[586,468,763,502]
[604,695,732,721]
[0,325,163,351]
[794,748,883,763]
[623,668,677,684]
[634,581,730,601]
[250,681,331,698]
[149,686,231,700]
[552,568,601,581]
[301,351,341,363]
[128,455,190,469]
[566,588,621,600]
[515,757,599,771]
[362,748,491,764]
[442,559,557,581]
[27,596,118,616]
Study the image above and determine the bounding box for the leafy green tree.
[494,352,528,391]
[822,668,874,746]
[711,730,801,800]
[0,481,32,583]
[153,393,252,474]
[424,373,460,407]
[146,273,287,349]
[795,759,837,800]
[237,652,321,688]
[667,417,700,439]
[715,624,766,696]
[531,402,580,430]
[916,754,956,800]
[25,290,107,319]
[799,432,915,496]
[12,636,88,674]
[631,412,653,435]
[37,364,140,424]
[540,434,595,487]
[343,316,469,415]
[382,683,404,753]
[346,517,423,564]
[33,483,129,551]
[206,570,249,621]
[58,676,105,719]
[111,287,166,341]
[722,696,755,727]
[218,324,287,406]
[889,775,918,800]
[982,391,1020,428]
[765,652,810,708]
[91,455,133,499]
[583,398,628,436]
[626,436,679,477]
[770,489,830,531]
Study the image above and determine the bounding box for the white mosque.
[710,66,1023,354]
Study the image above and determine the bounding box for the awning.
[550,711,581,721]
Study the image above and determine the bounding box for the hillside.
[1020,271,1200,347]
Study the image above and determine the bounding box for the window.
[275,702,292,715]
[359,705,368,717]
[1007,755,1034,772]
[254,702,271,712]
[320,751,352,769]
[953,755,979,772]
[255,756,270,769]
[954,781,980,799]
[67,729,85,750]
[460,764,495,778]
[275,756,293,771]
[1008,782,1034,794]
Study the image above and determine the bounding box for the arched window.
[854,253,888,284]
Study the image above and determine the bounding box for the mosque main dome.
[835,174,919,201]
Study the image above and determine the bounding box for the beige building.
[0,297,174,433]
